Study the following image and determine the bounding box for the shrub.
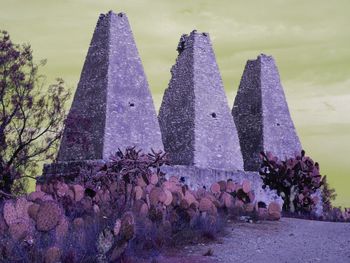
[259,150,336,217]
[321,175,337,214]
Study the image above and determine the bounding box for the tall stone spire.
[232,54,302,171]
[57,11,163,161]
[158,31,244,171]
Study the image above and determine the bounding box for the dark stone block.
[57,11,163,162]
[40,160,106,183]
[158,31,244,171]
[232,54,302,171]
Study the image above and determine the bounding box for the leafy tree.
[321,175,337,214]
[0,30,70,198]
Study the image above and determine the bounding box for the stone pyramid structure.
[57,11,163,162]
[232,54,302,171]
[158,31,244,171]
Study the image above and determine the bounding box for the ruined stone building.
[44,11,302,205]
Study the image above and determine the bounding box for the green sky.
[1,0,349,207]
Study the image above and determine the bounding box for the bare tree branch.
[0,31,70,197]
[0,190,16,198]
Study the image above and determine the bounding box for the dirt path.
[158,218,350,263]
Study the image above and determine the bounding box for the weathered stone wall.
[161,165,283,207]
[41,162,283,209]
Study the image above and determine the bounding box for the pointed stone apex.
[258,53,272,59]
[257,54,277,67]
[101,10,126,17]
[97,11,127,25]
[232,54,302,171]
[247,54,273,64]
[177,30,210,53]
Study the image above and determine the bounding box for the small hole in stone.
[129,102,135,107]
[202,32,208,37]
[85,188,96,198]
[118,13,124,17]
[211,112,217,118]
[258,201,267,208]
[276,123,280,126]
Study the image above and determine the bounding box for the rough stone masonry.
[57,11,163,162]
[232,54,302,171]
[42,11,299,207]
[158,31,244,171]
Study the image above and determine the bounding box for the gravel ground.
[158,218,350,263]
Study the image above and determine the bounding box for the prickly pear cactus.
[36,201,62,232]
[260,150,326,214]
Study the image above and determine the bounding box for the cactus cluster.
[259,150,346,220]
[0,147,283,262]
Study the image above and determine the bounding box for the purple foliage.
[259,150,343,221]
[259,150,324,214]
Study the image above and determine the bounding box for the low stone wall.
[42,161,283,208]
[161,165,283,208]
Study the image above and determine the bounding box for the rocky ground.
[154,217,350,263]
